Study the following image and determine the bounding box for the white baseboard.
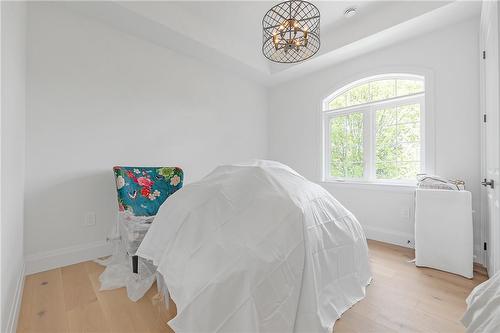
[364,225,415,249]
[25,240,113,275]
[6,263,25,333]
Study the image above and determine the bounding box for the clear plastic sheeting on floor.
[95,212,156,302]
[462,270,500,333]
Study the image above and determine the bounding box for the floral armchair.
[113,166,183,272]
[113,166,183,217]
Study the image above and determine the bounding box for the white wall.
[20,3,484,273]
[268,19,482,258]
[1,1,27,331]
[24,3,268,270]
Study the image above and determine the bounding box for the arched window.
[322,74,425,183]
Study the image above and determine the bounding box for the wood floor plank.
[87,271,143,332]
[17,273,34,333]
[336,308,398,333]
[18,241,488,333]
[66,300,109,333]
[61,263,99,311]
[130,283,172,333]
[84,261,105,276]
[18,269,69,333]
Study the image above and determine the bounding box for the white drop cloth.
[462,270,500,333]
[137,160,371,332]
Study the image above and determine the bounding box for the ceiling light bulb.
[344,7,357,18]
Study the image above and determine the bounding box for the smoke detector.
[344,7,357,18]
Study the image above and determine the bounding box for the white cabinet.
[415,189,474,278]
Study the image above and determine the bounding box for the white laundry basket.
[415,188,473,278]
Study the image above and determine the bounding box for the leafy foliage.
[328,79,424,110]
[375,104,420,179]
[330,113,364,178]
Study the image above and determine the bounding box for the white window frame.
[322,74,426,185]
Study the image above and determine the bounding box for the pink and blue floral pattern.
[113,166,183,217]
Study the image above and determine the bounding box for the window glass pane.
[330,113,363,178]
[376,107,398,170]
[375,103,421,180]
[330,116,347,177]
[370,80,396,101]
[376,161,419,180]
[400,142,419,162]
[396,79,424,97]
[398,162,419,179]
[397,122,420,143]
[327,78,423,110]
[376,107,397,127]
[330,160,345,178]
[376,162,399,179]
[347,83,370,107]
[375,107,397,162]
[397,103,420,123]
[345,163,364,178]
[328,93,347,110]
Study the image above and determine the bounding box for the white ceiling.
[179,2,381,57]
[164,1,386,73]
[62,1,481,86]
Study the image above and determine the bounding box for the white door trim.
[480,0,500,274]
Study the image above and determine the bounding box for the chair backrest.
[113,166,184,217]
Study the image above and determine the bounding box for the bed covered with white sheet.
[137,160,371,332]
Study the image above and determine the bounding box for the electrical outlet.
[84,212,96,226]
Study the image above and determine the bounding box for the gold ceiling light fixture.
[262,0,320,63]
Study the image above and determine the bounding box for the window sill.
[319,179,417,193]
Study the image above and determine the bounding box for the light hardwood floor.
[17,240,488,333]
